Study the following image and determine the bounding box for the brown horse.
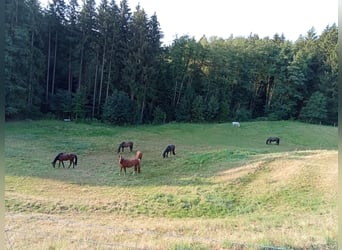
[118,155,141,175]
[52,152,78,168]
[135,150,143,160]
[117,141,134,153]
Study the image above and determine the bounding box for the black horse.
[266,137,280,145]
[163,144,176,158]
[117,141,134,153]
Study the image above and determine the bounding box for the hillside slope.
[4,120,338,249]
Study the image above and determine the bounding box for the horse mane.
[117,143,122,153]
[162,148,168,157]
[52,152,64,163]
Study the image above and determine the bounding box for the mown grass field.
[5,120,338,249]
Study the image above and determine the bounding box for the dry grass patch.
[216,150,337,198]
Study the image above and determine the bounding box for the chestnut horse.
[135,150,143,160]
[118,155,141,175]
[162,144,176,158]
[117,141,134,153]
[52,152,78,168]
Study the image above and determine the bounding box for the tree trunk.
[78,31,85,91]
[68,45,72,93]
[51,31,58,95]
[139,84,147,123]
[92,49,99,118]
[97,38,106,115]
[105,58,112,104]
[28,30,34,105]
[45,29,51,101]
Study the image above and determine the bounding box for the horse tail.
[74,154,78,165]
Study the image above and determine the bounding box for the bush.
[152,106,166,124]
[102,90,138,125]
[235,107,251,121]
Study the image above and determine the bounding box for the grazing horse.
[163,144,176,158]
[266,137,280,145]
[117,141,134,153]
[135,150,143,160]
[118,155,141,175]
[232,121,240,127]
[52,152,78,168]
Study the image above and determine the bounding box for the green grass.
[5,120,336,182]
[4,120,338,249]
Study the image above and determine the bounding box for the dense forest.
[5,0,338,125]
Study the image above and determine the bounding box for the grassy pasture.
[5,120,337,249]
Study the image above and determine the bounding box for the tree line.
[5,0,338,125]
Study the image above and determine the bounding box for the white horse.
[232,121,240,127]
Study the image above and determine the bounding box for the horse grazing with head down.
[52,152,78,168]
[232,121,240,127]
[118,154,141,175]
[163,144,176,158]
[117,141,134,153]
[266,137,280,145]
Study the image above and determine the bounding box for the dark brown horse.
[266,137,280,145]
[117,141,134,153]
[118,154,141,175]
[163,144,176,158]
[52,153,78,168]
